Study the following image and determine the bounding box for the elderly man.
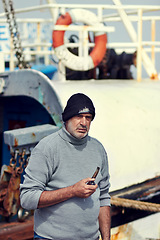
[20,93,111,240]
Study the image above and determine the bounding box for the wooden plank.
[0,216,34,240]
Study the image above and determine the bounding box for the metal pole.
[37,22,41,52]
[83,27,89,59]
[10,36,14,71]
[151,19,155,66]
[137,9,142,82]
[79,30,83,57]
[0,52,5,72]
[112,0,158,80]
[58,61,66,81]
[46,0,58,23]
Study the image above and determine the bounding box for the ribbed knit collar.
[59,127,88,145]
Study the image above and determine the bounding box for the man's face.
[65,113,92,139]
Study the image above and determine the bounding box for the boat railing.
[0,3,160,81]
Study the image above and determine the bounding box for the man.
[20,93,111,240]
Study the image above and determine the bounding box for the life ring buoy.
[52,9,107,71]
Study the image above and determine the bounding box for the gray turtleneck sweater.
[20,127,110,240]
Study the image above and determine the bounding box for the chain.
[18,149,26,174]
[2,0,29,68]
[10,149,19,169]
[9,148,30,174]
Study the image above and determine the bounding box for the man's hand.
[72,178,98,198]
[38,178,98,208]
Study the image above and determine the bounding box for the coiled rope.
[111,196,160,212]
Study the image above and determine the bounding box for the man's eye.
[86,116,92,120]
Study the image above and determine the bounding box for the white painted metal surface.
[112,0,158,79]
[0,3,160,79]
[52,79,160,191]
[111,212,160,239]
[4,124,59,154]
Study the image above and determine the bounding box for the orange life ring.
[52,9,107,71]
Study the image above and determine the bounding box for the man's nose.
[80,117,87,125]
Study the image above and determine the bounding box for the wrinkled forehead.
[70,113,92,121]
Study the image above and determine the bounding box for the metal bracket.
[4,124,59,154]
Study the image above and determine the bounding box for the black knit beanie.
[62,93,95,122]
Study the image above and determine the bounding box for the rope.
[111,196,160,212]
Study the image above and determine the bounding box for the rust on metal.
[32,132,36,137]
[14,137,18,147]
[0,164,21,217]
[2,169,20,216]
[0,215,34,240]
[111,224,132,240]
[150,73,159,80]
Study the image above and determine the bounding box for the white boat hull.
[111,212,160,239]
[53,79,160,192]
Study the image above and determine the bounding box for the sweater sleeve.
[20,146,52,210]
[99,148,111,207]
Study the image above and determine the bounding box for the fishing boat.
[0,0,160,239]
